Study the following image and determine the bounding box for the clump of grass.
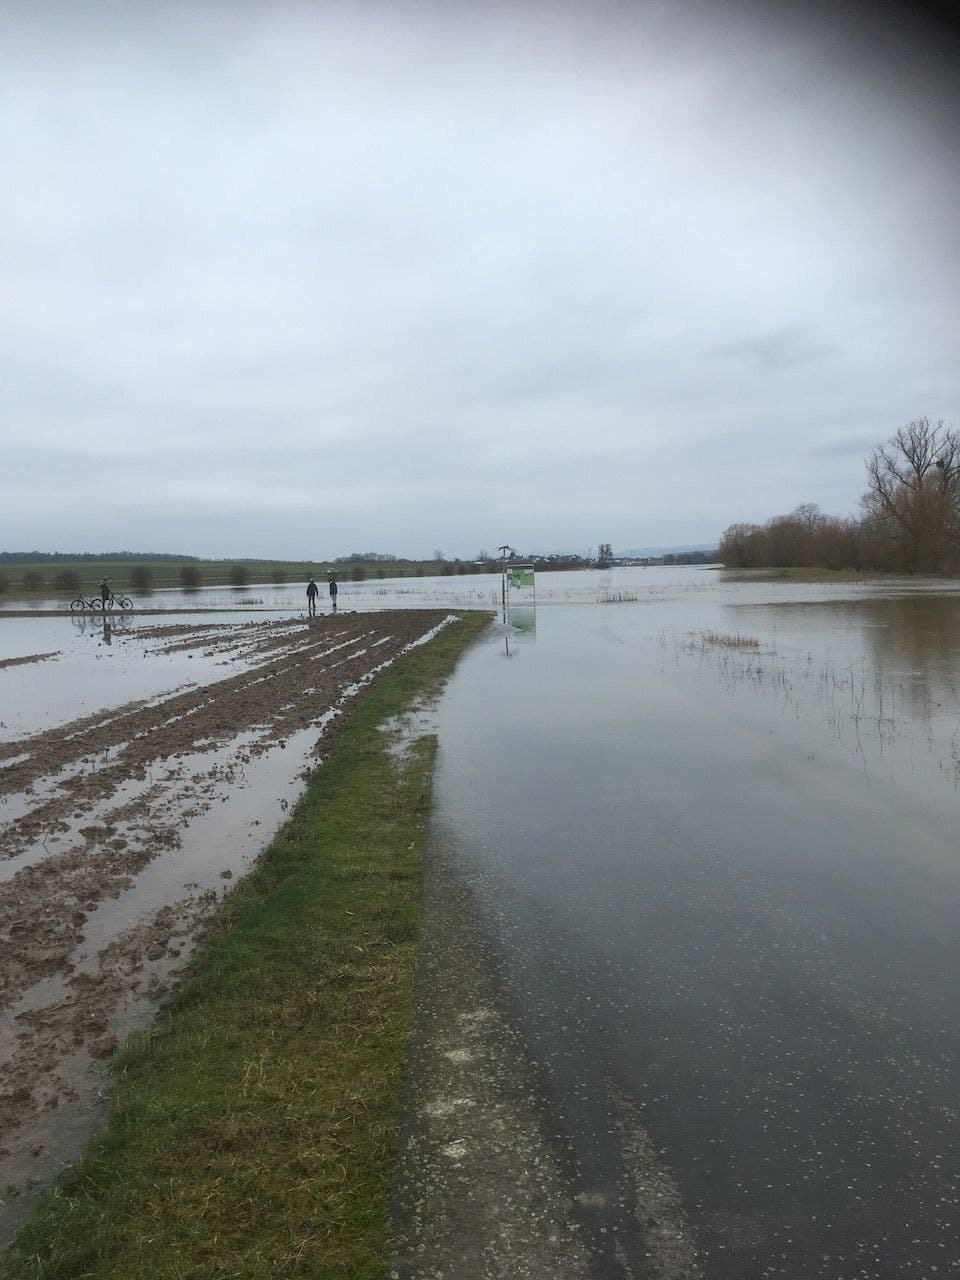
[697,630,761,649]
[0,611,490,1280]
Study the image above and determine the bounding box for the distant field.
[0,559,313,597]
[0,557,498,599]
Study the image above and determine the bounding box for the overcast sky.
[2,0,958,559]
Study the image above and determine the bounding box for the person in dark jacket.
[306,577,319,616]
[328,573,338,611]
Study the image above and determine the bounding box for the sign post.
[508,564,535,598]
[497,544,512,623]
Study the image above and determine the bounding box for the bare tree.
[792,502,824,533]
[863,418,960,572]
[763,505,823,567]
[717,522,764,567]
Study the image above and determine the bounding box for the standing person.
[306,576,319,616]
[328,573,338,611]
[100,578,110,608]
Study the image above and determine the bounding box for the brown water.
[429,573,960,1279]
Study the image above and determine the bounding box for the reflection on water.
[722,595,960,789]
[501,606,538,658]
[509,605,537,637]
[857,595,960,720]
[69,613,134,641]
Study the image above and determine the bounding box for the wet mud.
[0,610,453,1241]
[0,653,59,670]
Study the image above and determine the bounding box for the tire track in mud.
[0,610,453,1237]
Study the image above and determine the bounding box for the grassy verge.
[0,611,490,1280]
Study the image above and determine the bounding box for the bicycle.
[70,594,134,613]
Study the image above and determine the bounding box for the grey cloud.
[714,326,838,372]
[1,1,958,557]
[811,435,884,458]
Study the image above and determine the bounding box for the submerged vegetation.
[598,588,641,603]
[696,631,761,650]
[0,612,489,1280]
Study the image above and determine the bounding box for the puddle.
[381,706,440,761]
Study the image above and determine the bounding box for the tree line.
[0,550,200,564]
[719,418,960,574]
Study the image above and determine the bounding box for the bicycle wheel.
[116,595,133,611]
[70,597,87,613]
[90,597,104,611]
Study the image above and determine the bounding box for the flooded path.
[425,573,960,1278]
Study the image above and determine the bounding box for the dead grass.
[697,630,761,650]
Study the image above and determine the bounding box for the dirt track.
[0,610,453,1239]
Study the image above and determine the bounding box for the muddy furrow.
[0,611,454,1213]
[0,619,416,804]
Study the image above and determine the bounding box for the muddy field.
[0,609,454,1241]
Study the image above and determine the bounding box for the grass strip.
[1,610,490,1280]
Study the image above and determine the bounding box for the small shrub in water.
[130,564,154,590]
[23,570,44,590]
[180,564,202,589]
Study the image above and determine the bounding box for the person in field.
[100,578,110,606]
[306,577,319,616]
[328,573,338,611]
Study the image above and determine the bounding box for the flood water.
[4,567,960,1275]
[428,568,960,1279]
[0,574,506,616]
